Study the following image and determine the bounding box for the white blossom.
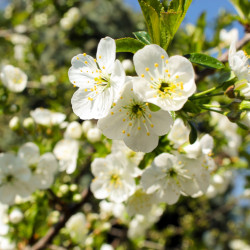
[229,39,250,99]
[18,142,58,190]
[111,140,144,167]
[30,108,66,126]
[0,204,9,236]
[99,200,126,220]
[98,81,173,153]
[141,153,210,204]
[65,212,87,244]
[0,153,31,205]
[53,139,79,174]
[220,28,239,46]
[9,116,20,131]
[9,208,23,224]
[0,65,27,93]
[126,188,157,216]
[82,120,93,134]
[0,236,16,250]
[167,118,190,147]
[70,37,126,119]
[122,59,134,72]
[86,127,102,143]
[64,121,82,139]
[90,152,136,203]
[60,7,80,31]
[132,44,196,111]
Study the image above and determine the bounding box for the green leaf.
[184,53,225,69]
[182,100,201,114]
[218,71,236,84]
[148,103,161,112]
[188,121,197,144]
[133,31,152,45]
[115,38,145,53]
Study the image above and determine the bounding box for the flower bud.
[87,127,102,143]
[225,85,235,99]
[240,100,250,111]
[82,120,93,134]
[23,117,34,129]
[9,116,20,130]
[59,184,69,194]
[9,208,23,224]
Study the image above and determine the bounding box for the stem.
[190,91,225,100]
[190,84,224,99]
[200,106,224,114]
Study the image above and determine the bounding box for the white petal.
[90,179,109,199]
[18,142,40,165]
[37,153,58,173]
[160,180,180,204]
[97,37,116,74]
[134,44,168,81]
[71,87,113,120]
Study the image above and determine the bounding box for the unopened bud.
[240,100,250,111]
[9,208,23,224]
[225,85,235,98]
[9,116,20,130]
[23,117,34,129]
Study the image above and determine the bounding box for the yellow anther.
[176,75,179,79]
[165,69,169,73]
[84,89,88,92]
[131,88,133,91]
[180,82,183,90]
[129,122,132,126]
[150,85,153,89]
[120,96,123,99]
[141,74,144,77]
[123,118,126,122]
[143,120,146,123]
[83,53,86,56]
[147,132,150,136]
[148,114,152,118]
[84,61,88,64]
[102,66,105,69]
[113,103,116,106]
[146,102,149,106]
[88,97,93,101]
[154,63,159,67]
[119,109,121,112]
[168,74,170,77]
[122,130,125,134]
[73,85,76,87]
[127,133,130,137]
[150,124,154,128]
[111,112,114,115]
[165,59,168,64]
[73,81,76,83]
[94,59,97,62]
[145,67,149,71]
[137,127,141,130]
[91,88,93,91]
[161,55,164,59]
[76,57,79,60]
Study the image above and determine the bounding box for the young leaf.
[184,53,225,69]
[188,121,197,144]
[133,31,152,45]
[115,38,145,53]
[148,103,161,112]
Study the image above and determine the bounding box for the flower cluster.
[69,37,197,152]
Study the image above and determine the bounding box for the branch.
[31,188,91,250]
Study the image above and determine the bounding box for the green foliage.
[133,31,152,45]
[184,53,225,69]
[138,0,192,50]
[229,0,250,24]
[115,37,145,53]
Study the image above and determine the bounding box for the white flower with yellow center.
[90,152,136,203]
[229,39,250,99]
[141,153,209,205]
[132,44,196,111]
[98,81,173,153]
[0,65,27,93]
[69,37,126,119]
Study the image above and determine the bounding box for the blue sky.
[124,0,244,39]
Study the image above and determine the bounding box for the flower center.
[109,174,122,189]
